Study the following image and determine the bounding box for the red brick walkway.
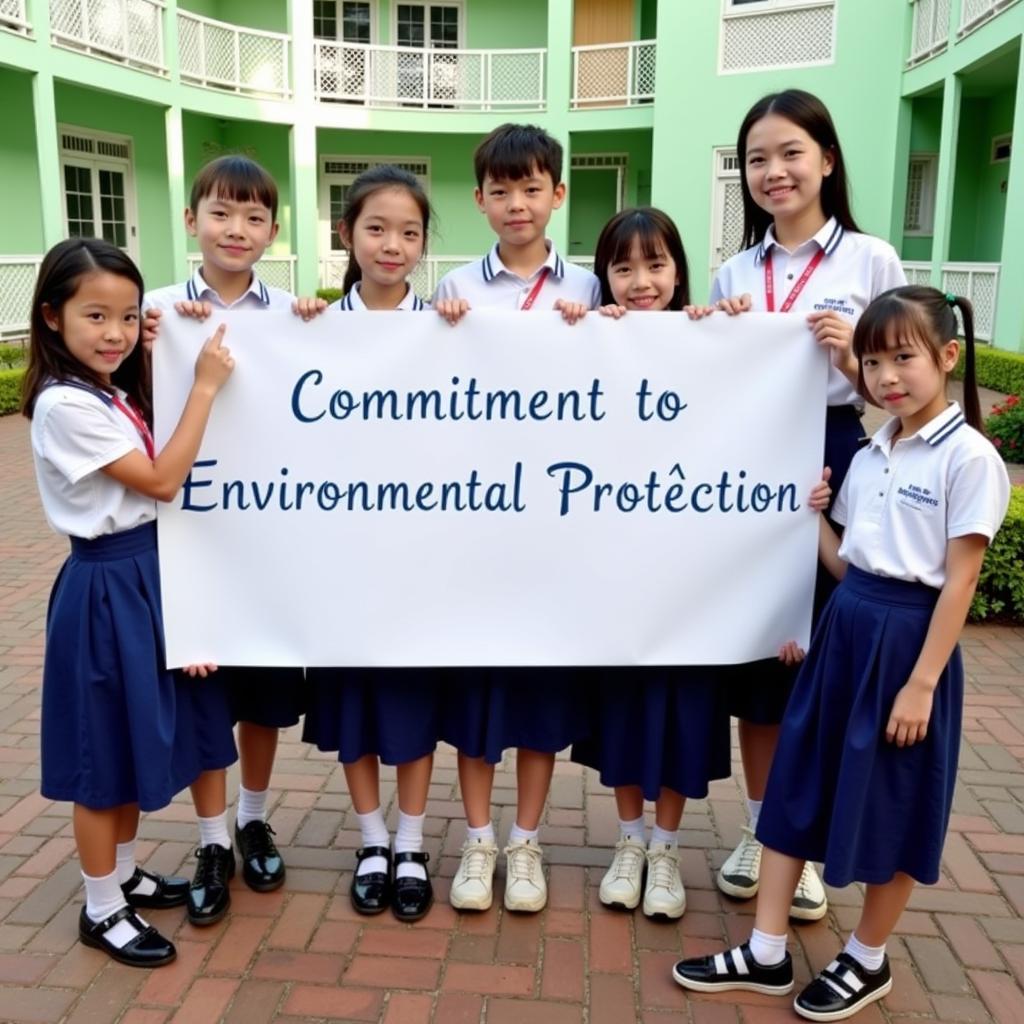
[1,412,1023,1023]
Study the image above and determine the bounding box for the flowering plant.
[986,394,1024,464]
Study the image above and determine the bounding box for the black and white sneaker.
[672,941,794,995]
[794,953,892,1021]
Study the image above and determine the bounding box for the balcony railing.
[959,0,1020,36]
[187,254,296,295]
[0,256,42,337]
[313,41,545,111]
[901,260,1000,340]
[571,40,655,109]
[0,0,30,35]
[178,10,290,99]
[50,0,166,74]
[907,0,951,66]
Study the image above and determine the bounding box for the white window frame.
[903,153,938,237]
[709,147,745,277]
[992,133,1012,163]
[318,155,431,254]
[391,0,464,49]
[570,154,628,213]
[314,0,378,43]
[58,124,139,260]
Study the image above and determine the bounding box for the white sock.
[395,810,427,881]
[115,840,156,897]
[466,822,495,845]
[749,927,788,966]
[650,824,677,848]
[83,869,146,948]
[508,823,538,845]
[197,812,231,851]
[747,798,763,832]
[355,807,389,877]
[844,933,886,972]
[618,816,645,843]
[236,785,268,829]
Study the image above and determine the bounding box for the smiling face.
[606,236,679,311]
[474,165,565,250]
[186,191,278,275]
[340,186,425,289]
[43,270,141,384]
[744,113,834,229]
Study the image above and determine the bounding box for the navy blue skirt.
[571,668,732,800]
[756,566,962,886]
[442,669,587,764]
[223,666,306,729]
[41,523,237,812]
[303,669,441,765]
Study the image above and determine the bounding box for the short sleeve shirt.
[31,384,156,538]
[145,267,295,313]
[832,402,1011,588]
[329,282,429,311]
[711,218,907,408]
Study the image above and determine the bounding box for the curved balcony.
[959,0,1021,37]
[1,0,30,35]
[907,0,950,67]
[50,0,166,74]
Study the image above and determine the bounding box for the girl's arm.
[102,324,234,502]
[885,534,988,748]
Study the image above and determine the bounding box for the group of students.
[22,87,1011,1022]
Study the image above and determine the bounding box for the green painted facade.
[0,0,1021,349]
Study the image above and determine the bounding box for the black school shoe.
[672,941,794,995]
[392,851,433,922]
[235,821,286,892]
[794,952,892,1021]
[188,843,235,926]
[121,867,189,909]
[351,846,391,915]
[79,905,176,968]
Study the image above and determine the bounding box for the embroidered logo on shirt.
[897,484,940,511]
[813,297,855,317]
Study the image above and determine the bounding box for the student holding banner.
[710,90,907,921]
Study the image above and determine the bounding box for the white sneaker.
[717,826,762,899]
[450,837,498,911]
[643,842,686,920]
[790,860,828,921]
[503,838,547,912]
[599,836,646,911]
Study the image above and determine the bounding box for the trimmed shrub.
[0,342,25,370]
[0,368,25,416]
[971,485,1024,622]
[316,288,343,304]
[954,345,1024,396]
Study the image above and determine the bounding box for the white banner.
[154,310,828,668]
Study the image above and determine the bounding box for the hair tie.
[945,292,957,306]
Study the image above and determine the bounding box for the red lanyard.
[111,394,155,460]
[520,267,552,310]
[764,248,826,312]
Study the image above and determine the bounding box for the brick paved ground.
[2,408,1024,1024]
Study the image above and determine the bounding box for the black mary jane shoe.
[235,820,286,892]
[351,845,391,915]
[188,844,235,927]
[79,905,176,968]
[392,851,433,922]
[121,867,189,909]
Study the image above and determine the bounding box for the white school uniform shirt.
[432,241,602,310]
[31,383,155,539]
[329,281,429,311]
[710,217,907,408]
[832,402,1010,589]
[144,266,295,312]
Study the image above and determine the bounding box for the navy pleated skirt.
[756,566,962,886]
[571,668,732,800]
[303,669,441,765]
[223,666,307,729]
[41,522,237,812]
[442,669,587,764]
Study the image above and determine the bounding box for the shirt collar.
[755,216,844,264]
[186,266,270,307]
[341,282,425,311]
[869,401,966,452]
[481,240,565,282]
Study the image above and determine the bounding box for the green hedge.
[316,288,343,304]
[971,485,1024,622]
[0,368,24,416]
[954,346,1024,396]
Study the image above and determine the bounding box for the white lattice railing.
[720,1,835,73]
[0,0,30,34]
[901,261,1001,341]
[178,11,290,99]
[959,0,1020,35]
[902,260,932,286]
[907,0,951,66]
[0,256,42,337]
[50,0,166,73]
[187,255,296,294]
[570,40,655,109]
[313,42,545,111]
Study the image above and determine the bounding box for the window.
[395,3,461,48]
[992,134,1012,163]
[904,154,938,236]
[315,1,374,42]
[314,0,337,38]
[59,127,137,257]
[710,148,745,274]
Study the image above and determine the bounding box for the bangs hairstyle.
[338,164,432,295]
[473,123,563,189]
[853,285,981,430]
[189,155,278,221]
[21,238,151,423]
[736,88,861,252]
[593,207,691,310]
